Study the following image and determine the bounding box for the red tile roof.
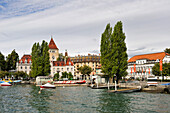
[49,38,58,49]
[53,58,74,66]
[128,52,166,63]
[53,61,65,66]
[66,58,74,66]
[19,55,32,63]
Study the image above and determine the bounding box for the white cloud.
[0,0,170,58]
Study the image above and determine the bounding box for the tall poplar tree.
[111,21,128,82]
[31,40,50,78]
[0,52,6,71]
[100,21,128,82]
[100,23,112,77]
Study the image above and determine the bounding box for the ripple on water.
[0,85,170,113]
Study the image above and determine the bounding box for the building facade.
[70,54,100,79]
[16,55,32,75]
[48,38,74,78]
[127,52,170,79]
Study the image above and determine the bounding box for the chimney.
[65,49,68,56]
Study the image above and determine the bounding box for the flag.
[149,68,150,74]
[134,64,136,72]
[160,60,162,71]
[142,68,143,73]
[131,67,132,74]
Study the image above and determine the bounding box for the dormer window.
[21,60,23,64]
[156,59,159,62]
[25,59,27,64]
[29,60,32,64]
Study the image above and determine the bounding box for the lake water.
[0,85,170,113]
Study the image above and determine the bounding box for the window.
[21,66,22,69]
[25,60,27,64]
[25,67,27,69]
[67,68,69,71]
[30,67,31,69]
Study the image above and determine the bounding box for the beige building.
[16,55,32,75]
[71,54,100,79]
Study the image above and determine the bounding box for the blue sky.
[0,0,170,58]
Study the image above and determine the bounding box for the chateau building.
[70,54,100,79]
[48,38,74,78]
[127,52,170,79]
[16,55,32,75]
[17,38,74,78]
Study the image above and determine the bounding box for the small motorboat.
[40,83,56,89]
[0,82,12,86]
[75,80,86,84]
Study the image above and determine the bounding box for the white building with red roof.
[16,54,32,75]
[48,38,74,78]
[127,52,170,79]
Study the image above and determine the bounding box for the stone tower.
[49,38,59,61]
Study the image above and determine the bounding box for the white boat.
[40,83,56,89]
[0,82,12,86]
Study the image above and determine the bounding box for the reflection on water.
[0,85,170,113]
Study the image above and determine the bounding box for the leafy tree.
[0,71,9,79]
[111,21,128,82]
[152,63,170,78]
[68,72,73,80]
[100,21,128,83]
[78,65,92,76]
[61,71,68,78]
[0,52,6,71]
[14,71,29,79]
[6,49,19,71]
[164,48,170,54]
[31,40,50,78]
[152,63,161,76]
[100,24,112,78]
[54,73,60,80]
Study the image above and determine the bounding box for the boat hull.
[0,82,12,86]
[40,86,56,89]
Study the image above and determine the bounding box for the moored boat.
[40,83,56,89]
[0,82,12,86]
[54,80,86,84]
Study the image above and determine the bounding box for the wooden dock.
[108,88,141,93]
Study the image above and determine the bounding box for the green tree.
[78,65,92,76]
[0,71,9,79]
[100,24,112,78]
[54,73,60,80]
[14,71,29,80]
[152,63,161,76]
[68,72,73,80]
[164,48,170,54]
[152,63,170,78]
[0,52,6,71]
[6,49,19,71]
[61,71,68,78]
[111,21,128,82]
[100,21,128,83]
[31,40,50,78]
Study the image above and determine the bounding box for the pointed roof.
[128,52,166,63]
[49,38,58,49]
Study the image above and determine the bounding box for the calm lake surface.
[0,85,170,113]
